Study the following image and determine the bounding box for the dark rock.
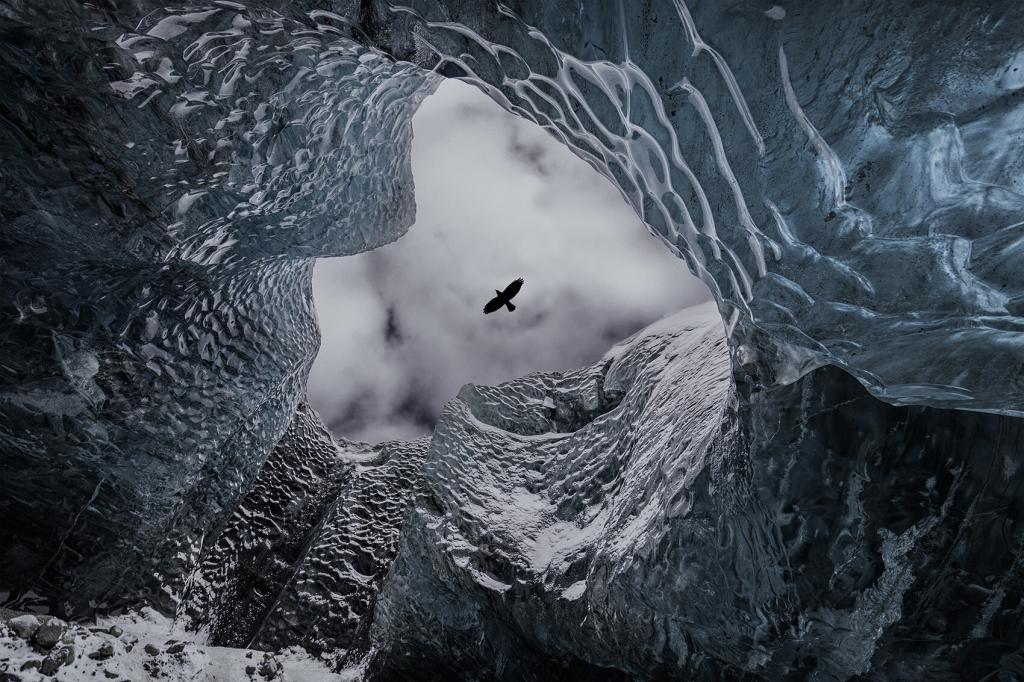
[20,659,41,671]
[9,615,40,640]
[143,643,160,656]
[88,642,115,660]
[104,670,119,679]
[33,619,67,650]
[246,665,256,675]
[90,624,124,639]
[40,643,75,675]
[258,653,282,679]
[165,642,185,654]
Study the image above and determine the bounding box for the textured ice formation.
[1,0,436,613]
[2,0,1024,679]
[180,403,427,663]
[367,304,1024,680]
[370,0,1024,414]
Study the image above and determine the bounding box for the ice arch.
[1,0,1023,671]
[369,0,1024,413]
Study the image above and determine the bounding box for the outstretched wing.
[502,277,524,298]
[483,294,504,314]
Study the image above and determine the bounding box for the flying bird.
[483,277,524,314]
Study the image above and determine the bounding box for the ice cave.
[1,1,1023,680]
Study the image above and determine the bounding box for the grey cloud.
[507,123,550,177]
[307,80,710,443]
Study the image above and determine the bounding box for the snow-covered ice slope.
[367,304,1024,679]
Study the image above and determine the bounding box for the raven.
[483,277,524,314]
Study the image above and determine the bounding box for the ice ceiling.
[1,0,1023,679]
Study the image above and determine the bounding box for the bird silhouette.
[483,277,524,314]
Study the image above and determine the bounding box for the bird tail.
[505,301,516,312]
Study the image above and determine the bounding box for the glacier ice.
[1,0,1023,679]
[366,305,1024,679]
[1,0,437,615]
[180,402,427,662]
[375,0,1024,413]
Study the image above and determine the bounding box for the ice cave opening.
[307,79,710,443]
[3,1,1024,679]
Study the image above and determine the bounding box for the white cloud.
[307,80,709,442]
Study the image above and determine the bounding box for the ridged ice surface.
[1,0,435,611]
[179,403,426,662]
[368,304,736,678]
[368,305,1024,680]
[180,403,360,644]
[251,437,427,661]
[2,1,1024,678]
[374,0,1024,414]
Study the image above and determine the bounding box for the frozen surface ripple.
[367,305,1024,680]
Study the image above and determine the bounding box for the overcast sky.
[307,80,710,443]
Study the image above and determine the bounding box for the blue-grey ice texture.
[1,1,1023,679]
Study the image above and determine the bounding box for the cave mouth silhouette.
[307,79,710,444]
